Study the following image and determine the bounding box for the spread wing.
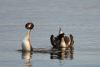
[50,35,56,48]
[69,34,74,45]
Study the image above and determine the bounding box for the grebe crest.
[22,22,34,52]
[59,27,63,34]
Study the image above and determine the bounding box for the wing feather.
[50,35,56,48]
[69,34,74,45]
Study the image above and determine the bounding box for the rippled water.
[0,0,100,67]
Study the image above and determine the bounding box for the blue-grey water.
[0,0,100,67]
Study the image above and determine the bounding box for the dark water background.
[0,0,100,67]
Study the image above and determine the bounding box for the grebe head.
[25,22,34,30]
[59,33,65,39]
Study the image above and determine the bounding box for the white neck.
[22,30,32,51]
[25,30,31,40]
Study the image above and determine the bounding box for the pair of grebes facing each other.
[22,22,74,52]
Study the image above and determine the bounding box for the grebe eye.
[25,22,34,30]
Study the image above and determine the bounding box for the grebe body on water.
[22,22,34,52]
[50,28,74,50]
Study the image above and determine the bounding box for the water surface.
[0,0,100,67]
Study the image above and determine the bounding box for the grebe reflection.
[22,52,33,67]
[50,48,74,60]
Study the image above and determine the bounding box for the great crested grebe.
[50,28,74,50]
[22,22,34,52]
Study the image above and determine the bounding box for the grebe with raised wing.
[50,28,74,50]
